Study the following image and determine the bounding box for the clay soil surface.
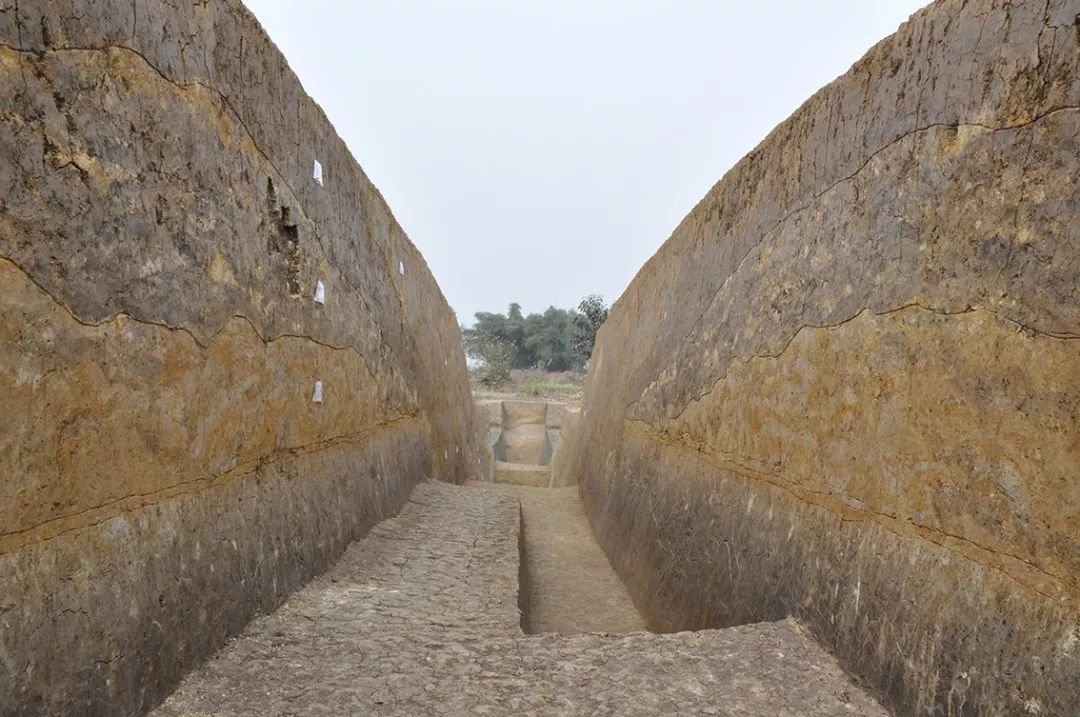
[473,482,647,634]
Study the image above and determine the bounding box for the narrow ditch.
[510,485,649,635]
[516,502,534,633]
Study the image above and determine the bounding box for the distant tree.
[469,304,530,369]
[524,306,577,371]
[572,294,609,361]
[464,298,606,374]
[469,334,515,386]
[504,303,528,367]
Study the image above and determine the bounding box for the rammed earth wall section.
[0,1,482,714]
[555,1,1080,715]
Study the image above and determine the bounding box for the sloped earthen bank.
[555,1,1080,715]
[0,1,481,714]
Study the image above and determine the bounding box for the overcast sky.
[244,1,927,325]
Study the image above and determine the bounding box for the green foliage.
[521,382,543,397]
[463,296,609,373]
[524,306,577,371]
[519,379,581,398]
[468,334,515,386]
[469,306,529,369]
[572,294,609,361]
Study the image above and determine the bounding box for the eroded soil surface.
[154,481,887,716]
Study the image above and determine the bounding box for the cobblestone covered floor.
[154,481,887,716]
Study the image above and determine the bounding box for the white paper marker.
[313,159,323,186]
[314,280,326,304]
[312,380,323,403]
[398,260,405,276]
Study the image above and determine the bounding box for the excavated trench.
[472,398,648,634]
[153,480,890,716]
[473,400,649,633]
[479,399,571,487]
[488,483,647,635]
[7,1,1076,715]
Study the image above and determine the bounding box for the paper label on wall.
[314,280,326,304]
[312,380,323,403]
[313,159,323,186]
[398,260,405,276]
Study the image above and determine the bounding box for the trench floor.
[154,481,888,716]
[471,482,648,634]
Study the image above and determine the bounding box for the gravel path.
[154,481,888,716]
